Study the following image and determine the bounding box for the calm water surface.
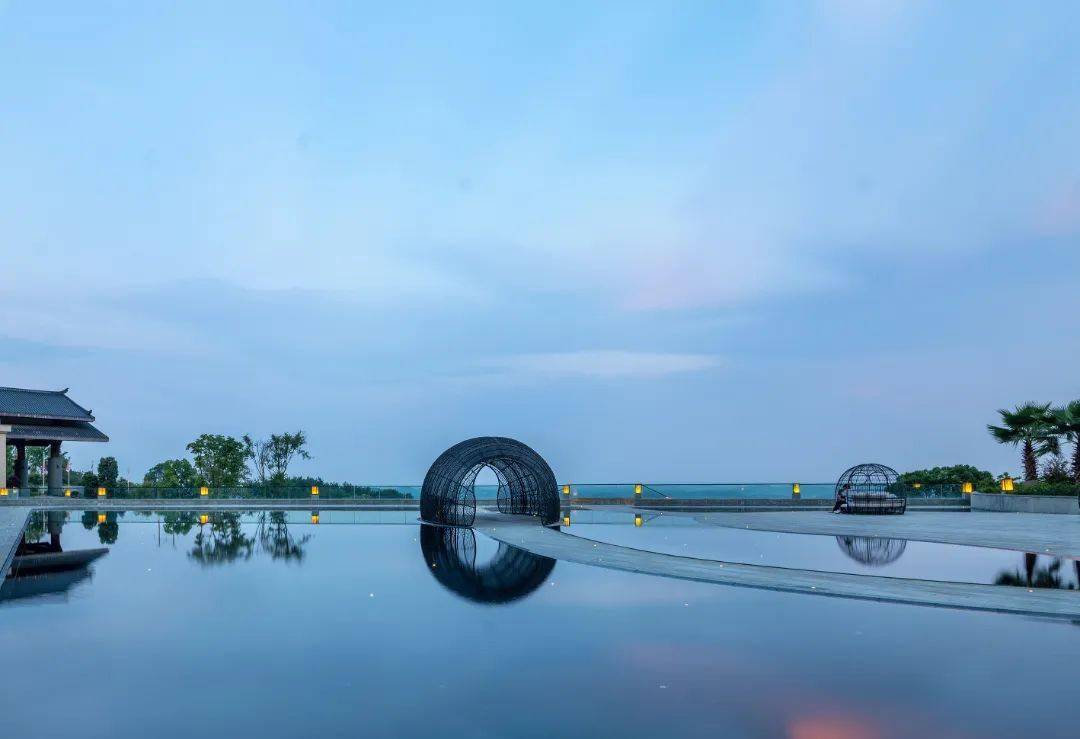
[1,510,1078,739]
[565,509,1079,586]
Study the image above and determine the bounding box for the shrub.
[899,465,996,492]
[1041,456,1073,484]
[1012,480,1080,497]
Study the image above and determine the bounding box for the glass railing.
[3,481,965,501]
[560,482,965,501]
[35,484,419,500]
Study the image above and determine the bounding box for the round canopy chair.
[834,463,907,515]
[420,436,560,527]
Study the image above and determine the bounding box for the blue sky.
[2,1,1078,482]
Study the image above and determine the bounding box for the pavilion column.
[15,441,28,490]
[0,424,9,488]
[47,510,65,550]
[48,441,64,495]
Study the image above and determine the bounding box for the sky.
[2,1,1079,483]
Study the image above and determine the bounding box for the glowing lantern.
[0,488,8,497]
[97,513,107,525]
[961,482,974,494]
[634,483,643,496]
[199,514,209,525]
[1001,477,1015,492]
[200,486,209,497]
[792,482,801,497]
[634,513,643,527]
[562,514,571,527]
[311,486,319,496]
[311,513,320,525]
[64,488,72,497]
[562,484,571,496]
[912,482,922,490]
[97,487,106,498]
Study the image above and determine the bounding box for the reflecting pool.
[563,509,1080,587]
[2,510,1079,739]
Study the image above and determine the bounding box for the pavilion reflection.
[1,511,108,605]
[835,535,908,566]
[420,524,555,604]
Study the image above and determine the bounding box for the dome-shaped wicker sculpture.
[420,437,560,527]
[835,536,908,565]
[420,524,555,603]
[834,463,907,515]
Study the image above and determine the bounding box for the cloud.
[483,351,723,379]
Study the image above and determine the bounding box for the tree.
[80,470,100,498]
[27,447,47,485]
[898,465,996,492]
[143,459,199,488]
[97,457,120,488]
[1050,400,1080,482]
[268,431,310,482]
[242,435,272,484]
[186,434,249,487]
[244,431,310,485]
[988,403,1059,481]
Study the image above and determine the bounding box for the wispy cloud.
[484,351,723,379]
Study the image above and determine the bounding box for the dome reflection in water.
[420,524,555,604]
[835,536,908,566]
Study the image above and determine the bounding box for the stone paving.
[1,507,30,576]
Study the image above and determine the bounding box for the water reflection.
[995,553,1080,590]
[835,536,908,566]
[420,524,555,604]
[2,511,108,605]
[255,511,311,563]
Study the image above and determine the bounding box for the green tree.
[143,459,199,488]
[186,434,248,487]
[243,431,311,485]
[242,435,272,484]
[898,465,996,492]
[1050,400,1080,482]
[268,431,310,482]
[27,447,47,485]
[988,403,1059,481]
[80,469,100,498]
[97,457,120,487]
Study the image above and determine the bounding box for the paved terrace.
[1,507,30,577]
[479,513,1080,620]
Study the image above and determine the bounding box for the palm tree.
[988,403,1059,481]
[1050,400,1080,482]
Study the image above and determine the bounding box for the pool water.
[2,510,1079,739]
[563,509,1079,587]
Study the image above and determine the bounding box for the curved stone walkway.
[479,517,1080,619]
